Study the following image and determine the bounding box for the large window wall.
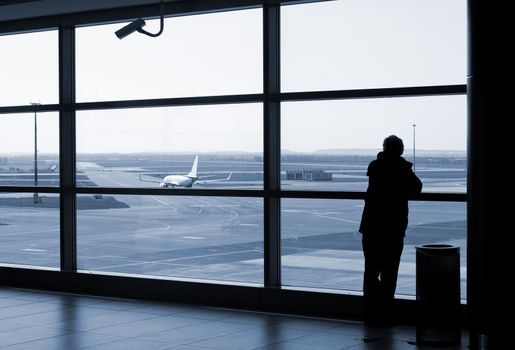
[0,0,466,301]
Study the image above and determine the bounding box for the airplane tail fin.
[187,155,198,178]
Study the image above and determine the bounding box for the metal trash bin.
[416,244,461,346]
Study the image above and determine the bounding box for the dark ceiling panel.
[0,0,43,5]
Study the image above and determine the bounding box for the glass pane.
[77,195,263,284]
[282,0,466,92]
[76,104,263,189]
[281,199,466,299]
[76,9,262,102]
[0,30,58,106]
[281,96,466,192]
[0,112,60,187]
[0,193,60,268]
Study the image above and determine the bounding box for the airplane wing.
[197,174,217,180]
[196,173,232,184]
[139,174,162,184]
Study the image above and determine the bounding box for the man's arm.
[407,169,423,195]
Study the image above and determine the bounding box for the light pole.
[31,101,40,203]
[412,124,416,173]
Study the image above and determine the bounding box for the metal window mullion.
[0,104,60,114]
[279,85,467,102]
[467,0,491,343]
[73,94,264,111]
[264,0,281,288]
[0,84,466,115]
[59,25,76,272]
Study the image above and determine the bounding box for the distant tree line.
[254,154,467,165]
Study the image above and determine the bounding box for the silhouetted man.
[359,135,422,327]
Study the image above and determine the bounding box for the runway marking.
[0,228,59,236]
[97,174,127,187]
[189,205,240,207]
[183,236,206,240]
[94,249,260,270]
[412,225,465,231]
[239,223,259,227]
[133,223,172,238]
[186,196,240,219]
[149,196,178,211]
[314,214,360,224]
[22,248,46,252]
[151,196,168,206]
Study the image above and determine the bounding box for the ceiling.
[0,0,44,6]
[0,0,170,22]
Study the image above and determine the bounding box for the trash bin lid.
[415,244,460,255]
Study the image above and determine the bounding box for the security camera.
[114,0,166,39]
[115,18,146,39]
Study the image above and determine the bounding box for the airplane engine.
[159,182,168,188]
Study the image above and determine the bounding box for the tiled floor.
[1,287,467,349]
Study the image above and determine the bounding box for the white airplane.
[139,156,231,188]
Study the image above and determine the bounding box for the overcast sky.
[0,0,466,155]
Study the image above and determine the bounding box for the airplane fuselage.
[160,175,197,188]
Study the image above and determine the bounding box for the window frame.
[0,0,467,317]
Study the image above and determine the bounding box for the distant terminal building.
[285,169,332,181]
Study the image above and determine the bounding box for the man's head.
[383,135,404,156]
